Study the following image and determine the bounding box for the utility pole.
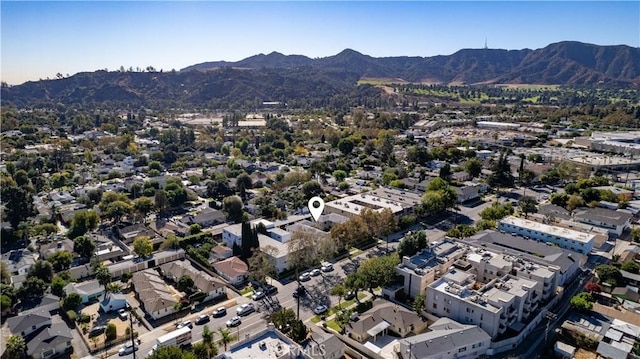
[130,307,137,359]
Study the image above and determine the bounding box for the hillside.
[2,41,638,109]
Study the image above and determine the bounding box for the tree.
[1,187,35,229]
[464,158,483,179]
[330,216,367,251]
[105,200,133,224]
[570,292,594,312]
[0,262,11,284]
[270,308,297,332]
[223,196,244,223]
[584,282,602,294]
[61,292,83,311]
[1,295,12,312]
[6,335,26,359]
[18,277,47,300]
[518,196,538,218]
[147,346,197,359]
[413,294,426,315]
[160,234,180,250]
[301,180,323,200]
[95,265,112,293]
[398,231,427,258]
[479,202,514,221]
[439,163,451,181]
[247,247,277,285]
[133,197,155,223]
[446,224,478,239]
[217,328,237,351]
[105,322,117,341]
[235,174,253,199]
[488,150,514,190]
[154,190,169,214]
[632,228,640,242]
[566,194,585,211]
[73,235,96,258]
[595,265,622,287]
[287,228,317,277]
[290,319,308,342]
[51,276,67,297]
[189,224,202,235]
[622,261,640,274]
[47,251,73,271]
[177,275,194,292]
[331,284,347,310]
[133,236,153,258]
[356,254,400,293]
[27,260,54,283]
[332,170,347,182]
[337,137,354,155]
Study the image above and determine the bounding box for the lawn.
[310,294,367,323]
[324,319,342,332]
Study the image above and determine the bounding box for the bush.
[78,314,91,323]
[105,322,117,341]
[120,272,132,282]
[355,300,373,313]
[66,310,77,322]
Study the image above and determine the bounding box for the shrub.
[105,322,117,341]
[66,310,77,322]
[78,314,91,323]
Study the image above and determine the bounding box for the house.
[182,207,226,228]
[213,257,249,286]
[397,318,491,359]
[118,223,156,244]
[345,300,428,343]
[453,185,479,203]
[211,245,233,261]
[160,260,227,302]
[301,327,345,359]
[100,292,129,313]
[63,280,104,304]
[452,171,471,182]
[39,239,74,259]
[537,204,572,221]
[131,269,178,320]
[6,312,52,337]
[573,207,633,237]
[2,249,36,275]
[26,323,73,359]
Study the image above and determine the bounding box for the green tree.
[95,265,112,293]
[177,275,194,292]
[595,265,622,286]
[154,190,169,214]
[290,319,308,342]
[189,224,202,235]
[631,228,640,242]
[0,262,11,284]
[6,335,26,359]
[223,196,244,223]
[570,292,594,312]
[73,235,96,258]
[439,163,452,181]
[61,292,83,311]
[332,170,347,182]
[397,231,427,258]
[446,224,478,239]
[622,261,640,274]
[217,328,237,351]
[133,236,153,258]
[356,254,400,293]
[518,196,538,218]
[133,197,155,223]
[331,284,347,310]
[47,251,73,271]
[27,260,54,283]
[1,294,12,312]
[51,276,67,297]
[1,187,35,229]
[464,158,483,179]
[479,202,514,221]
[337,137,354,156]
[301,180,323,200]
[247,247,277,285]
[413,294,426,315]
[235,174,253,199]
[105,322,117,341]
[147,345,196,359]
[269,308,297,332]
[18,277,47,300]
[160,234,180,250]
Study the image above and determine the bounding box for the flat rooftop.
[500,216,595,244]
[225,331,293,359]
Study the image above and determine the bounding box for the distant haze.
[1,1,638,85]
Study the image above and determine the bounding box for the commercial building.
[324,187,421,219]
[498,216,595,254]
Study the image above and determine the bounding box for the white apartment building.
[498,216,595,254]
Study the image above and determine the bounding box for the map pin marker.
[308,196,325,222]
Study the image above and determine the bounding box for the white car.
[226,316,241,327]
[321,263,333,272]
[298,272,311,282]
[118,342,138,356]
[252,291,265,301]
[310,269,321,277]
[118,308,128,320]
[177,320,193,329]
[236,303,255,316]
[313,305,328,315]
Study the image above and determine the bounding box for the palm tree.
[331,284,347,310]
[269,308,296,332]
[217,328,237,351]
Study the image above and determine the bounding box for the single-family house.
[213,257,249,286]
[211,245,233,261]
[63,280,104,304]
[131,269,178,320]
[159,260,227,302]
[39,239,74,259]
[345,300,428,343]
[100,292,128,313]
[2,249,36,275]
[182,207,226,228]
[573,207,633,237]
[453,185,479,203]
[7,312,52,337]
[26,323,73,359]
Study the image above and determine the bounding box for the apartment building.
[498,216,595,254]
[573,207,632,237]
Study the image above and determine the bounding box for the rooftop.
[500,216,595,244]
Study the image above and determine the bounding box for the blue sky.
[1,1,638,85]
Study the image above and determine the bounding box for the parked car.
[310,269,321,277]
[344,291,356,301]
[89,325,106,337]
[212,307,227,318]
[313,305,328,315]
[118,308,128,320]
[177,320,193,329]
[195,315,210,325]
[298,272,311,282]
[226,316,241,327]
[263,284,278,295]
[321,263,333,272]
[118,342,139,356]
[252,291,265,301]
[236,303,255,316]
[293,286,306,298]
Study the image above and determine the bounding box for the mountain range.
[2,41,639,109]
